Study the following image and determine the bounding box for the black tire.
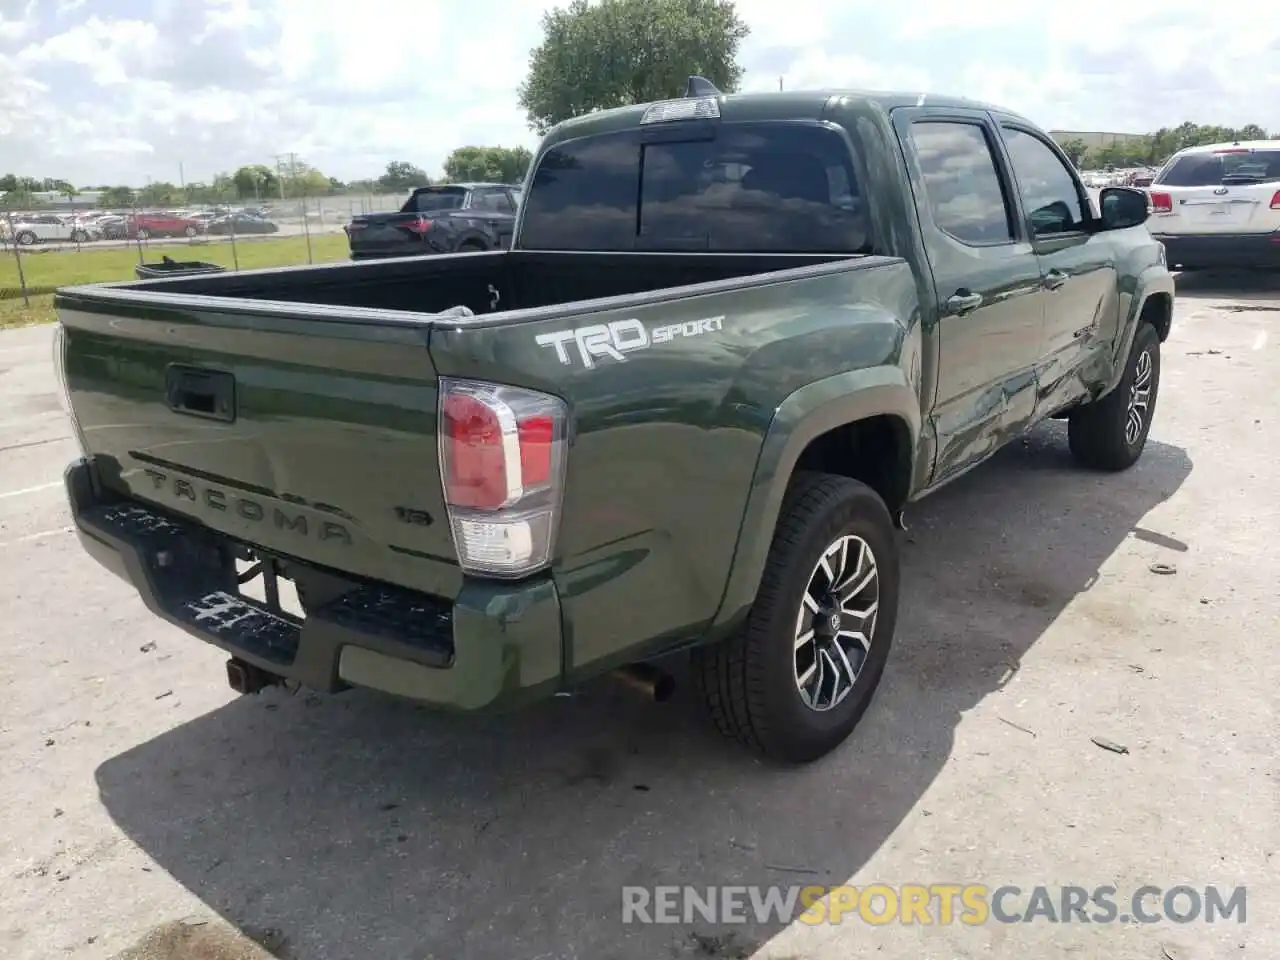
[71,230,88,243]
[693,472,900,764]
[184,225,197,237]
[16,231,36,246]
[136,227,151,241]
[1068,321,1161,471]
[457,240,486,252]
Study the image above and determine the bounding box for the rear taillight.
[1270,190,1280,210]
[1149,191,1173,214]
[438,378,568,578]
[406,217,433,234]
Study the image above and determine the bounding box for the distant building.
[0,189,104,210]
[1049,130,1146,149]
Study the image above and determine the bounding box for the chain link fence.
[0,192,414,310]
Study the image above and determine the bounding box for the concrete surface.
[0,271,1277,960]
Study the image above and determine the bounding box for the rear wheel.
[184,225,197,237]
[136,227,151,240]
[457,240,486,252]
[1068,321,1161,470]
[70,230,89,243]
[16,231,36,245]
[693,472,900,763]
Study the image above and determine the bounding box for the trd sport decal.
[534,315,725,369]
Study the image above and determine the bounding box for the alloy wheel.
[793,534,880,712]
[1126,348,1153,445]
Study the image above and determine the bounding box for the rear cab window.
[518,120,871,253]
[402,188,468,214]
[1155,149,1280,187]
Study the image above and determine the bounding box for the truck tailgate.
[56,292,461,598]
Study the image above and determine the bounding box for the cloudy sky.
[1,0,1278,188]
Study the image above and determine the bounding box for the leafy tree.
[517,0,750,134]
[98,186,137,208]
[232,164,278,201]
[1051,121,1280,170]
[138,181,180,206]
[443,146,533,184]
[377,161,429,192]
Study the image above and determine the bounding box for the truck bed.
[81,249,855,320]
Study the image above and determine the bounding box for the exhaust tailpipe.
[612,663,676,702]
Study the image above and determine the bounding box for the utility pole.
[273,152,298,200]
[778,76,783,91]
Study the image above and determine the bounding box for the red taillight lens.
[405,216,433,234]
[438,379,568,577]
[1270,190,1280,210]
[442,392,509,510]
[1150,191,1173,214]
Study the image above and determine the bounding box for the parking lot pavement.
[0,276,1276,960]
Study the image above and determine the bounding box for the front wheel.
[693,472,900,763]
[184,225,197,237]
[136,227,151,240]
[1068,321,1161,471]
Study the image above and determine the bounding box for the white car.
[1145,139,1280,270]
[8,213,95,245]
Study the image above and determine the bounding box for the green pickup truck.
[52,81,1174,763]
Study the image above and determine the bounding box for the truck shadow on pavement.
[95,424,1192,960]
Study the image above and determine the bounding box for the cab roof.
[539,87,1031,150]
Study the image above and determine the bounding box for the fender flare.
[1100,266,1175,398]
[710,366,922,633]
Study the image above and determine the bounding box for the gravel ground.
[0,271,1276,960]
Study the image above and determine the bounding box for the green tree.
[517,0,750,134]
[232,164,278,200]
[138,181,180,206]
[1057,138,1089,167]
[443,146,533,184]
[377,161,429,192]
[98,186,137,208]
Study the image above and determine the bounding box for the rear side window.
[1155,149,1280,186]
[909,121,1013,244]
[519,121,870,253]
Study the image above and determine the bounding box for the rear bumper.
[65,457,564,712]
[1152,232,1280,269]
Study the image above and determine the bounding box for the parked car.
[1145,139,1280,270]
[345,182,519,259]
[8,213,95,245]
[52,79,1173,763]
[205,212,280,235]
[127,211,205,240]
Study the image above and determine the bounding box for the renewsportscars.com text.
[621,884,1247,926]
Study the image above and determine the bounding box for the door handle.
[945,290,984,315]
[1043,269,1068,291]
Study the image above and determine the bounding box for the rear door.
[994,120,1120,417]
[1148,146,1280,235]
[892,106,1048,484]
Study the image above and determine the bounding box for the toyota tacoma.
[52,80,1174,762]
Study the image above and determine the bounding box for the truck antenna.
[684,76,721,98]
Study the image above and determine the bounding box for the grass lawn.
[0,233,350,329]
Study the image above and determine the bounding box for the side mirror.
[1097,186,1150,230]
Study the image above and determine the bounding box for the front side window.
[1001,127,1088,236]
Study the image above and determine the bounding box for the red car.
[127,212,205,240]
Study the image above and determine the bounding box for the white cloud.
[0,0,1277,187]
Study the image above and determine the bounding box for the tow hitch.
[225,657,284,695]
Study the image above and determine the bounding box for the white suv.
[1146,140,1280,270]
